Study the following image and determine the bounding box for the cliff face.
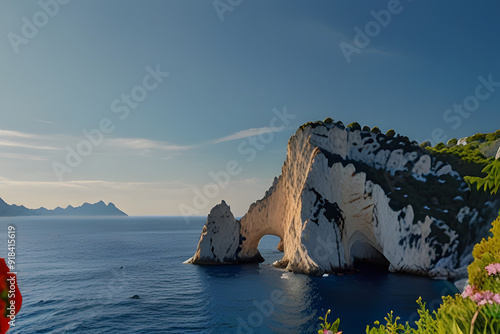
[187,122,500,277]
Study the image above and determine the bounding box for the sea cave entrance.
[349,231,390,269]
[257,235,283,264]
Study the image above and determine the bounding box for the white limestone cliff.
[187,122,500,277]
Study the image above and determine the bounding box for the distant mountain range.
[0,198,128,217]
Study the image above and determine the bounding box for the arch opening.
[257,235,283,264]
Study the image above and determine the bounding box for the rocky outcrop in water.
[187,122,500,278]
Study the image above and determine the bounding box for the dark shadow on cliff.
[348,230,391,271]
[351,239,391,270]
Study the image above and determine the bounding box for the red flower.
[1,258,22,334]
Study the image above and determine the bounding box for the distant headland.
[0,198,128,217]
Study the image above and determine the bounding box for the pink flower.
[485,263,500,276]
[464,288,500,305]
[483,290,494,300]
[462,285,475,298]
[472,292,484,303]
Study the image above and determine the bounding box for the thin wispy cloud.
[0,139,60,151]
[0,129,61,150]
[107,138,194,151]
[0,129,193,158]
[213,127,283,144]
[0,152,47,161]
[36,119,57,125]
[0,129,38,139]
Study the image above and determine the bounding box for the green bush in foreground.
[465,159,500,195]
[318,309,341,334]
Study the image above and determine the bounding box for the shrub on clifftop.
[467,133,487,143]
[346,122,361,131]
[447,138,458,147]
[420,141,431,148]
[485,130,500,142]
[434,142,445,150]
[425,136,496,177]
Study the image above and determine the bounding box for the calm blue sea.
[0,216,458,333]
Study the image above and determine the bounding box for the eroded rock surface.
[187,123,500,277]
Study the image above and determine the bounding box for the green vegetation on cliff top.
[298,119,499,178]
[425,130,500,178]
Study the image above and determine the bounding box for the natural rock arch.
[186,122,500,277]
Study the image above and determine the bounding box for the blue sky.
[0,0,499,216]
